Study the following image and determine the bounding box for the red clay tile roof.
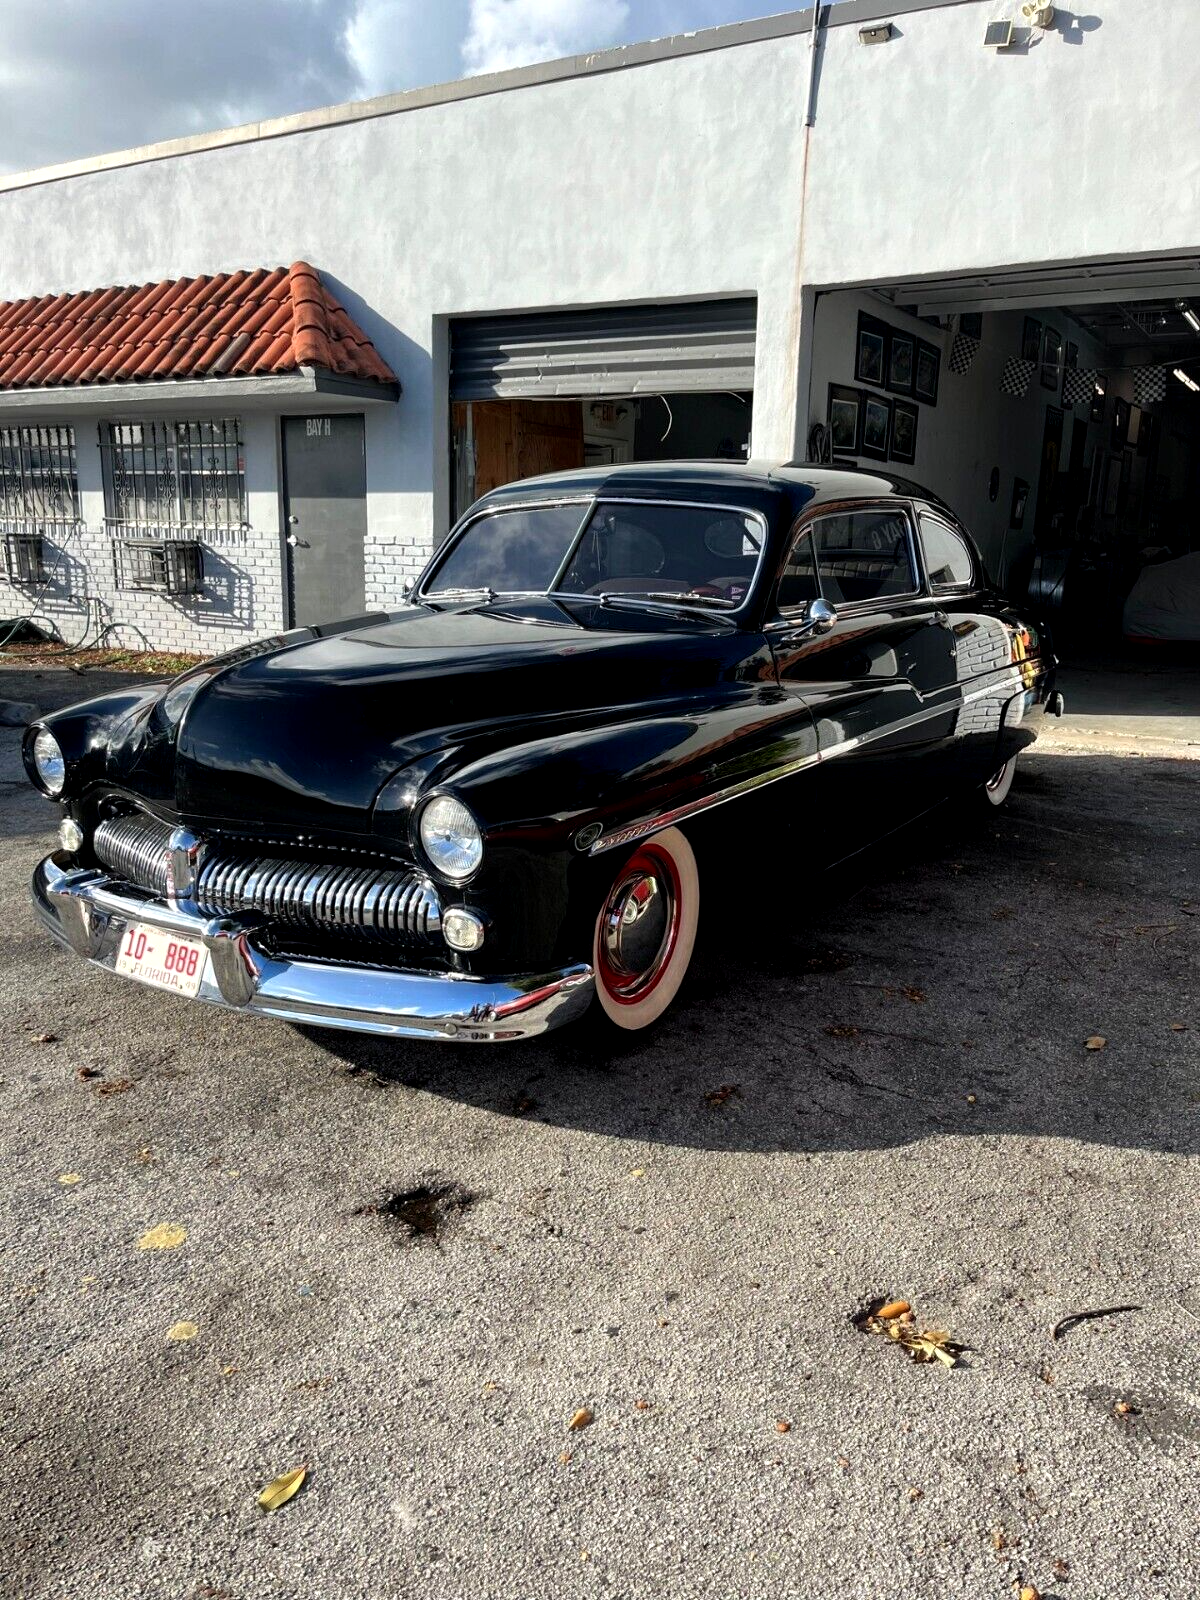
[0,263,397,390]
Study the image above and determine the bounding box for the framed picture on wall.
[1040,326,1063,392]
[1010,477,1030,530]
[914,340,940,405]
[1021,317,1042,363]
[855,313,889,387]
[827,383,863,454]
[1111,396,1129,449]
[886,331,915,395]
[860,393,892,460]
[890,400,918,463]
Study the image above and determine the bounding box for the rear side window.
[919,512,976,589]
[808,509,916,606]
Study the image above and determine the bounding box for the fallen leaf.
[1171,1022,1187,1031]
[57,1173,82,1186]
[31,1032,58,1045]
[221,1364,239,1377]
[559,1450,572,1464]
[634,1399,651,1411]
[1052,1558,1071,1579]
[96,1078,134,1097]
[836,1455,850,1470]
[137,1222,187,1251]
[166,1321,199,1342]
[992,1528,1008,1551]
[965,1093,978,1105]
[1019,1588,1040,1600]
[855,1298,966,1368]
[256,1465,307,1512]
[705,1083,740,1107]
[775,1419,792,1433]
[824,1023,860,1039]
[1085,1035,1107,1051]
[628,1168,645,1178]
[907,1486,923,1502]
[568,1407,594,1431]
[1113,1399,1139,1417]
[76,1066,101,1081]
[902,986,927,1004]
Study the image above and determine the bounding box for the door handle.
[286,533,310,549]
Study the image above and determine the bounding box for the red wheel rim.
[596,842,682,1006]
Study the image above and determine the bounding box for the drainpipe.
[783,2,827,462]
[803,1,826,128]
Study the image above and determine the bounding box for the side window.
[919,512,976,589]
[809,509,916,606]
[776,527,818,611]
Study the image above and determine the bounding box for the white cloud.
[0,0,794,176]
[462,0,631,76]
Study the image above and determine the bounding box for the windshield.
[423,499,765,609]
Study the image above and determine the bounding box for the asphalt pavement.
[1,666,1197,1600]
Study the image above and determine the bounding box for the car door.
[766,500,958,863]
[916,506,1023,786]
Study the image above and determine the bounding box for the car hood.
[163,599,756,836]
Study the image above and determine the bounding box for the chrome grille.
[93,811,440,942]
[92,811,171,897]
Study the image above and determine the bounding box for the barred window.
[0,425,80,526]
[100,419,246,533]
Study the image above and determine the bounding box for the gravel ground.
[1,669,1197,1600]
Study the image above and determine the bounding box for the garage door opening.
[449,299,755,518]
[807,264,1200,743]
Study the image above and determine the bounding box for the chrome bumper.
[32,854,594,1043]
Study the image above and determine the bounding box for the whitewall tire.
[592,826,699,1030]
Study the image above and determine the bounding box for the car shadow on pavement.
[305,750,1198,1160]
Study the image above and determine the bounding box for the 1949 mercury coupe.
[25,462,1061,1042]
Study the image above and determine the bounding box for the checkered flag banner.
[949,332,979,376]
[1133,365,1167,407]
[1062,366,1097,408]
[999,357,1035,398]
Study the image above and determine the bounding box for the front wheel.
[591,826,699,1030]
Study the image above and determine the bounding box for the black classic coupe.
[25,462,1060,1042]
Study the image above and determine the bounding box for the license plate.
[114,922,207,997]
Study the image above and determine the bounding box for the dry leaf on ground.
[57,1173,82,1186]
[96,1078,134,1097]
[166,1321,199,1342]
[137,1222,187,1251]
[854,1296,965,1368]
[257,1466,307,1512]
[568,1408,594,1431]
[704,1084,740,1107]
[30,1032,58,1045]
[1085,1035,1107,1051]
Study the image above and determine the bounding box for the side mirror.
[807,597,837,635]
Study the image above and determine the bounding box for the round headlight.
[419,795,483,880]
[31,728,66,796]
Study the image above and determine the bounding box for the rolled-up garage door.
[450,298,757,399]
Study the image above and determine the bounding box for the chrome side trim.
[31,855,592,1044]
[592,668,1035,854]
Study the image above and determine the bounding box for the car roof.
[478,458,949,515]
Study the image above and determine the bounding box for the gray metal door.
[282,414,367,627]
[449,298,757,399]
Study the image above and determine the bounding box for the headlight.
[419,795,483,880]
[30,728,66,796]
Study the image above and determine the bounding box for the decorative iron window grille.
[0,425,81,524]
[3,531,46,585]
[100,419,246,534]
[113,537,205,596]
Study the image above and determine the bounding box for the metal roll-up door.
[450,298,757,400]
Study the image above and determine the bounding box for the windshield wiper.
[596,590,738,613]
[424,586,497,605]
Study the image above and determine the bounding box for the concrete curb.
[0,699,38,728]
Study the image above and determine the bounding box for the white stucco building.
[0,0,1198,653]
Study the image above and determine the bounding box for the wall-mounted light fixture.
[1176,300,1200,334]
[859,22,893,43]
[1173,367,1200,392]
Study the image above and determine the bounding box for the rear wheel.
[591,826,699,1030]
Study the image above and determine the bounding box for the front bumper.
[32,854,594,1043]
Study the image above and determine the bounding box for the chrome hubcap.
[599,862,678,999]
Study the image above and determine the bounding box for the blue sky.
[0,0,799,175]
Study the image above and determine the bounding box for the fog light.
[59,817,85,853]
[443,908,486,952]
